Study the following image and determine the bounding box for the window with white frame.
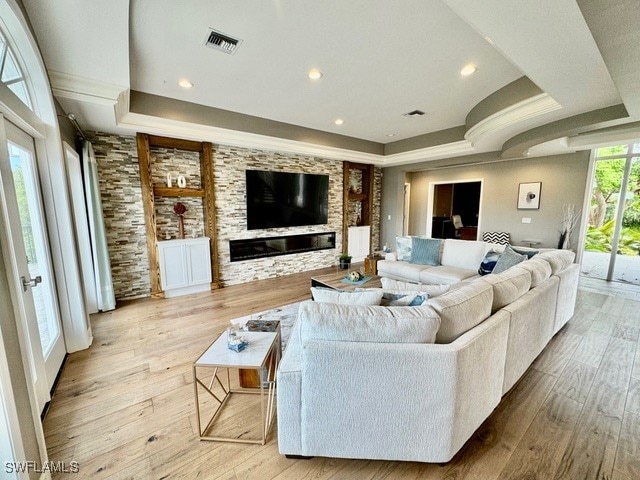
[0,27,32,109]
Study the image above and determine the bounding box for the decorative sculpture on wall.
[173,202,187,239]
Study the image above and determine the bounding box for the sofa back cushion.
[537,250,575,274]
[441,239,487,269]
[427,281,493,343]
[298,301,441,344]
[517,258,552,287]
[311,287,383,306]
[480,267,532,313]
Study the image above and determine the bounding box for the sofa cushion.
[441,239,487,270]
[410,237,441,266]
[517,258,552,287]
[380,277,450,297]
[298,301,441,344]
[377,260,426,282]
[492,245,527,274]
[478,249,501,275]
[395,236,413,261]
[480,267,532,313]
[537,250,575,274]
[311,287,383,306]
[419,265,478,285]
[427,281,493,343]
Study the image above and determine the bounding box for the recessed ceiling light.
[334,118,344,125]
[178,79,194,88]
[386,133,395,138]
[460,64,477,76]
[308,69,323,80]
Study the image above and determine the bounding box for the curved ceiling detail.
[501,104,629,159]
[465,92,561,148]
[465,77,543,131]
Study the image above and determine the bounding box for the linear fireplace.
[229,232,336,262]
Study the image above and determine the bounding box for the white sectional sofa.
[277,238,580,463]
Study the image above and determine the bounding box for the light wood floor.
[44,267,640,479]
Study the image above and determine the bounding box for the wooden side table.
[193,331,278,444]
[364,253,385,275]
[239,320,281,388]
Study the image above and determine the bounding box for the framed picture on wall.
[517,182,542,210]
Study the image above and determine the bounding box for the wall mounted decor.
[517,182,541,210]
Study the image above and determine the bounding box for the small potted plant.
[339,253,352,270]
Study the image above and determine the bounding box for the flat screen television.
[246,170,329,230]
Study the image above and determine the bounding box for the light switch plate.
[522,217,531,224]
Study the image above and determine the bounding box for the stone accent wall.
[89,131,381,299]
[373,167,382,251]
[213,146,343,286]
[149,147,204,239]
[346,166,382,251]
[347,167,363,227]
[89,132,150,299]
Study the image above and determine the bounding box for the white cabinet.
[157,237,212,298]
[348,226,370,263]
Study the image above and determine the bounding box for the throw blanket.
[230,301,301,351]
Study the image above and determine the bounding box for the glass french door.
[0,118,65,411]
[582,142,640,284]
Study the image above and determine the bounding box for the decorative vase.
[339,259,350,270]
[178,215,185,239]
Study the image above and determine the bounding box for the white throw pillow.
[395,236,413,261]
[381,277,450,297]
[311,287,383,306]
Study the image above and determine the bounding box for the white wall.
[382,151,591,249]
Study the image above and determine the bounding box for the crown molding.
[465,93,562,147]
[117,111,385,164]
[117,109,478,167]
[382,140,475,166]
[49,71,127,106]
[568,123,640,149]
[113,88,130,122]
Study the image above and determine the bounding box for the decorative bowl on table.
[348,271,363,282]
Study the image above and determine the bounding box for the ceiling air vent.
[403,110,426,117]
[204,29,242,55]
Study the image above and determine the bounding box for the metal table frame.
[193,331,278,445]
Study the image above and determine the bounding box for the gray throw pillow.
[492,245,527,274]
[381,292,428,306]
[510,245,539,259]
[410,237,441,266]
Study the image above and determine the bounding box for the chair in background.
[482,231,510,245]
[452,215,463,238]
